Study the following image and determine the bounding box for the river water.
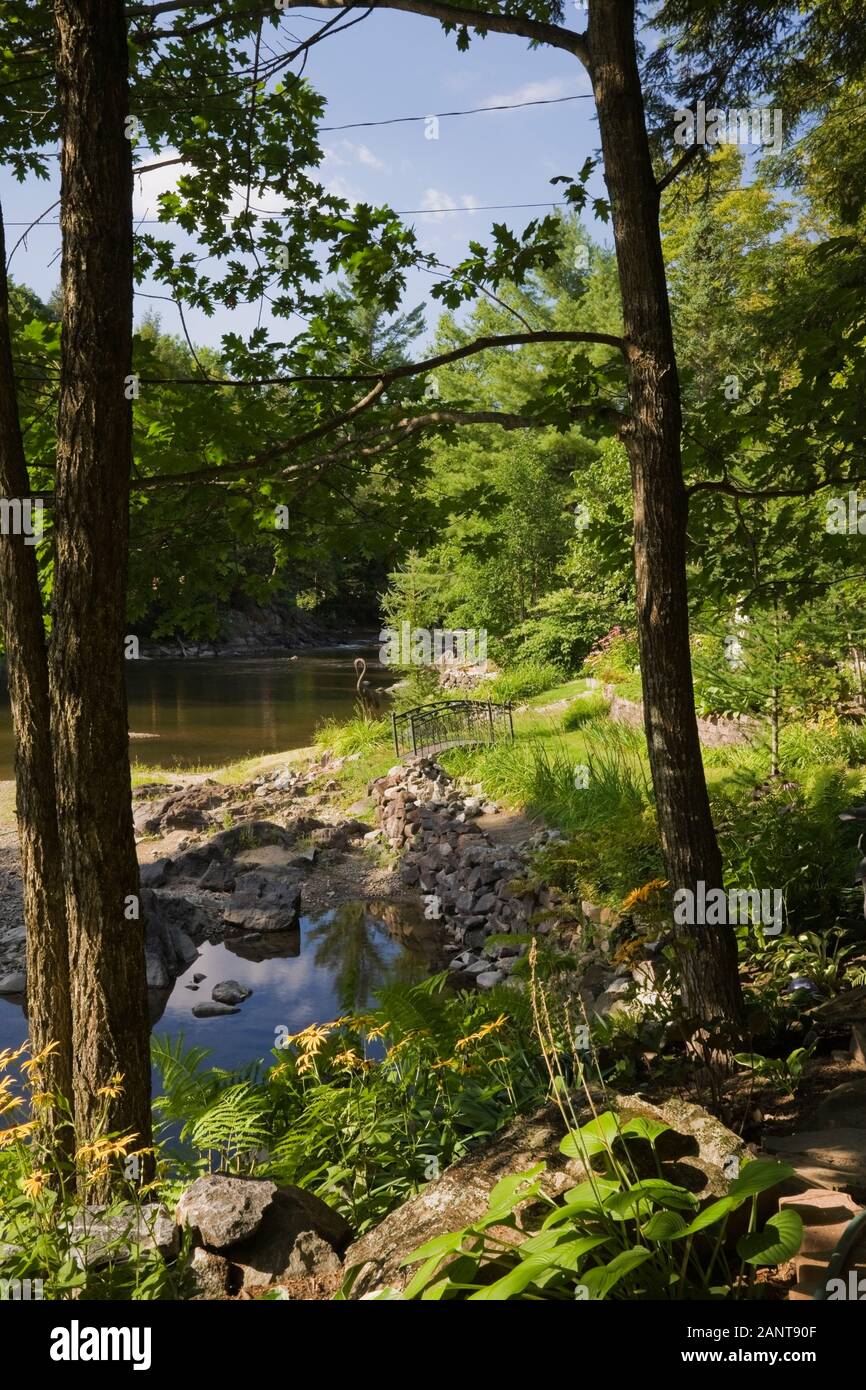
[0,644,393,780]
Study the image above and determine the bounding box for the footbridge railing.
[391,699,514,759]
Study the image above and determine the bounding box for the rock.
[764,1129,866,1192]
[193,972,206,984]
[192,1001,241,1018]
[464,959,493,977]
[176,1176,278,1248]
[814,1078,866,1129]
[343,1096,746,1298]
[227,1188,350,1292]
[0,971,26,995]
[476,970,505,990]
[142,887,202,990]
[223,871,302,933]
[140,858,170,888]
[189,1246,231,1299]
[212,980,252,1005]
[69,1203,178,1268]
[198,859,231,892]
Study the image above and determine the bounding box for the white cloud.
[481,75,586,107]
[322,139,388,172]
[417,188,481,224]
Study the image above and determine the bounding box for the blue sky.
[2,7,611,352]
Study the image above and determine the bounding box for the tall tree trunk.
[588,0,742,1023]
[51,0,151,1174]
[0,209,73,1142]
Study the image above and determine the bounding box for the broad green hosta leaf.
[642,1210,688,1242]
[620,1116,671,1146]
[542,1178,617,1227]
[482,1164,546,1223]
[606,1179,699,1218]
[580,1245,654,1299]
[560,1112,621,1160]
[671,1196,736,1237]
[516,1230,610,1264]
[727,1159,796,1199]
[399,1230,467,1267]
[737,1210,803,1267]
[468,1236,609,1301]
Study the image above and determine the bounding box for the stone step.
[778,1187,866,1300]
[764,1128,866,1192]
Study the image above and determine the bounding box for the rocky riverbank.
[138,605,358,659]
[0,749,667,1031]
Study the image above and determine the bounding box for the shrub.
[153,978,547,1235]
[582,628,639,686]
[561,692,611,730]
[314,713,391,757]
[489,660,566,703]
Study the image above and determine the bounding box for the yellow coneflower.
[0,1120,37,1147]
[20,1169,51,1199]
[286,1022,336,1056]
[331,1049,365,1071]
[0,1044,29,1072]
[621,877,669,912]
[76,1131,140,1164]
[21,1040,61,1076]
[95,1072,125,1099]
[29,1091,56,1111]
[455,1014,508,1050]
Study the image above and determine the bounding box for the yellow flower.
[285,1022,336,1056]
[0,1120,37,1147]
[455,1014,508,1050]
[21,1040,61,1076]
[331,1049,365,1071]
[76,1131,140,1164]
[621,878,669,912]
[20,1170,50,1199]
[96,1073,125,1099]
[0,1044,29,1072]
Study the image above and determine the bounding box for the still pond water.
[0,647,431,1073]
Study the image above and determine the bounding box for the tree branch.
[126,0,590,64]
[687,475,866,501]
[137,329,628,390]
[656,141,704,195]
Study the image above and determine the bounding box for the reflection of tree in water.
[306,902,428,1014]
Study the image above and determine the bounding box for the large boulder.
[223,870,302,933]
[176,1175,277,1248]
[142,887,201,990]
[175,1175,352,1296]
[134,781,231,836]
[343,1096,748,1299]
[225,1188,350,1293]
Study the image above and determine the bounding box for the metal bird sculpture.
[354,656,381,715]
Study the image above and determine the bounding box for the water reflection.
[0,900,443,1074]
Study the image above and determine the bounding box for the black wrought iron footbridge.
[391,699,514,758]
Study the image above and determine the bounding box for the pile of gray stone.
[372,759,566,990]
[370,758,671,1018]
